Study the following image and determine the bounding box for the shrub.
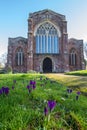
[0,69,7,74]
[6,65,12,73]
[27,70,39,73]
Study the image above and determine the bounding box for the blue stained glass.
[54,36,55,53]
[48,36,50,53]
[54,36,58,53]
[49,36,51,53]
[36,22,59,54]
[51,36,53,53]
[53,36,55,53]
[42,35,44,53]
[54,36,57,53]
[56,36,59,53]
[45,35,47,53]
[49,29,51,35]
[39,35,41,53]
[36,36,38,53]
[43,35,46,53]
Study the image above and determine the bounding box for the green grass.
[46,72,87,96]
[0,73,87,130]
[65,70,87,76]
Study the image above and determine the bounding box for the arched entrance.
[43,57,52,73]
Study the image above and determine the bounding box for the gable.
[8,37,27,46]
[29,9,66,21]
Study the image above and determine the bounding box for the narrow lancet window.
[15,48,24,66]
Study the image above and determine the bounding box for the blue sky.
[0,0,87,56]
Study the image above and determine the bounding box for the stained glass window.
[36,22,59,54]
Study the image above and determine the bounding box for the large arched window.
[35,22,59,54]
[69,49,77,66]
[15,48,24,66]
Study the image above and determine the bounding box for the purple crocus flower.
[27,85,30,89]
[32,85,36,89]
[67,89,72,93]
[70,89,72,93]
[48,100,56,112]
[77,91,81,95]
[44,107,48,116]
[27,85,33,93]
[33,81,36,85]
[0,87,9,95]
[4,87,9,95]
[2,87,5,93]
[30,80,33,85]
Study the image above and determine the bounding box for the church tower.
[27,9,69,72]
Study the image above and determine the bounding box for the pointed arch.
[34,21,60,54]
[43,57,52,73]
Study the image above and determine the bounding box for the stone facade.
[7,9,85,73]
[68,38,85,71]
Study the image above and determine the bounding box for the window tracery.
[36,22,59,54]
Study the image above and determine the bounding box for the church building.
[7,9,85,73]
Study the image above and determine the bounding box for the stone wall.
[7,37,27,73]
[68,38,85,71]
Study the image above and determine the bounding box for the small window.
[69,49,76,66]
[15,48,24,66]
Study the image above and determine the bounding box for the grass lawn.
[46,72,87,95]
[65,70,87,76]
[0,73,87,130]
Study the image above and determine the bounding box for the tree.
[0,52,7,68]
